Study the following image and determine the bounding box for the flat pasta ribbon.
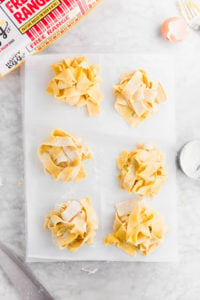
[38,129,92,182]
[113,69,166,126]
[45,198,98,252]
[104,199,167,256]
[46,56,103,115]
[117,143,167,197]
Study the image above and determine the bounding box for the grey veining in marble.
[1,0,200,299]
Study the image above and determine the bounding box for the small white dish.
[179,140,200,180]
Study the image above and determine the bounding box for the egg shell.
[161,17,188,42]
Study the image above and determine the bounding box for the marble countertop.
[1,0,200,299]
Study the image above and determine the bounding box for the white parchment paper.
[24,54,178,261]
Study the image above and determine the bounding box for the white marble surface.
[1,0,200,299]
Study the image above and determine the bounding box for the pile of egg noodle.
[104,199,167,256]
[46,56,102,115]
[38,129,92,182]
[113,69,166,126]
[117,143,167,197]
[45,198,98,252]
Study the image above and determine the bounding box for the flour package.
[0,0,100,77]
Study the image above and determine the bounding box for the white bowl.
[179,140,200,180]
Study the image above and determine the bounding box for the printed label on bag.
[0,0,101,77]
